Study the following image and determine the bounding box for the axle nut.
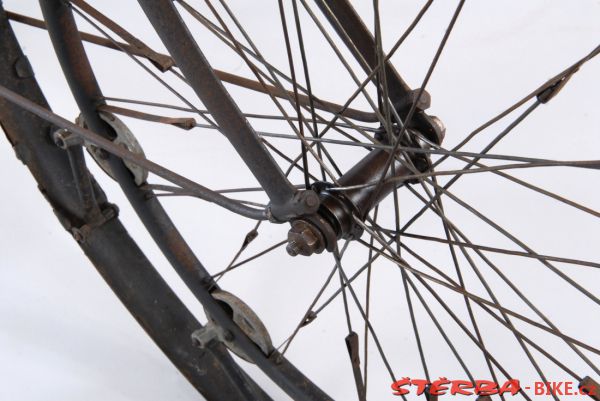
[286,220,325,257]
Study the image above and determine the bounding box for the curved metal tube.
[36,1,333,399]
[0,5,270,400]
[0,85,268,220]
[137,0,298,213]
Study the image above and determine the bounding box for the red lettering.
[550,382,564,395]
[499,379,520,396]
[475,380,498,395]
[429,378,450,396]
[411,379,428,395]
[450,380,473,395]
[534,382,546,395]
[391,377,411,396]
[564,381,573,395]
[580,383,598,396]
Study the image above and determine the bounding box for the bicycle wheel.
[1,1,599,400]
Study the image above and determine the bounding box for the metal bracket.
[267,189,320,222]
[69,205,118,243]
[191,290,273,363]
[53,127,83,148]
[76,111,148,186]
[393,88,431,112]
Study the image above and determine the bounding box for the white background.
[1,1,599,400]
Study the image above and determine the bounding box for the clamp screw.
[53,128,83,149]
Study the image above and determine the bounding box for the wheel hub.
[286,121,445,257]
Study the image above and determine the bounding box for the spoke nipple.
[301,311,317,327]
[579,376,600,400]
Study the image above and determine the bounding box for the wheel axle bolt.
[286,220,325,257]
[286,240,301,257]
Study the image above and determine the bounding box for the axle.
[286,122,444,257]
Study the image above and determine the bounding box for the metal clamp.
[191,290,273,363]
[76,111,148,186]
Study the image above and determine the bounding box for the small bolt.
[71,228,84,243]
[286,240,301,257]
[286,220,324,257]
[430,115,446,145]
[222,329,234,342]
[304,192,319,208]
[53,128,82,149]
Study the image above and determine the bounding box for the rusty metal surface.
[5,9,378,123]
[69,0,175,72]
[580,376,600,401]
[32,1,334,399]
[99,104,197,130]
[313,0,441,143]
[0,84,270,219]
[136,0,300,215]
[214,68,378,123]
[0,5,271,400]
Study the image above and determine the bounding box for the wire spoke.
[277,0,312,187]
[334,247,398,385]
[362,206,378,397]
[197,0,340,184]
[425,175,503,398]
[404,184,600,376]
[368,0,465,202]
[417,177,600,306]
[353,218,600,357]
[440,44,600,164]
[14,2,599,397]
[299,0,387,125]
[400,242,583,382]
[354,237,534,400]
[424,185,559,400]
[69,3,220,129]
[397,231,600,269]
[212,222,261,287]
[329,159,600,192]
[291,0,327,182]
[303,0,434,139]
[211,239,288,279]
[278,241,351,356]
